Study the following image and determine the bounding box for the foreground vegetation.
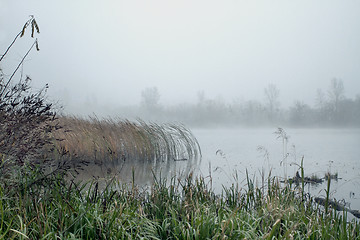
[0,168,359,239]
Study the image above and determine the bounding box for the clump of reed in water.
[52,116,201,165]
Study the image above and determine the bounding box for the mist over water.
[1,1,360,218]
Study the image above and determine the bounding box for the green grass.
[0,167,359,239]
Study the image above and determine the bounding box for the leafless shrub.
[0,16,62,185]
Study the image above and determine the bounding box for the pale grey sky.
[1,0,360,110]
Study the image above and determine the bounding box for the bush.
[0,17,61,193]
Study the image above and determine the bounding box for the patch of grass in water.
[51,116,201,166]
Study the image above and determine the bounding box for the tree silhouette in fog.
[264,83,280,122]
[327,78,344,115]
[141,87,160,110]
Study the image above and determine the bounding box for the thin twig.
[0,16,36,63]
[0,32,22,63]
[0,39,37,97]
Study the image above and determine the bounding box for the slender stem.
[0,32,22,63]
[0,39,37,97]
[0,17,34,63]
[325,173,331,214]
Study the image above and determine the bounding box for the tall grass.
[52,116,201,166]
[1,168,359,239]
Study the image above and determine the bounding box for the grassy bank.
[1,167,359,239]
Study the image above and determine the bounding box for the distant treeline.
[140,97,360,128]
[130,79,360,128]
[68,79,360,128]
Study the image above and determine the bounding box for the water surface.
[193,128,360,212]
[77,127,360,214]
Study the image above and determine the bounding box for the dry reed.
[52,116,201,167]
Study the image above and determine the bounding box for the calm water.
[78,128,360,213]
[193,128,360,211]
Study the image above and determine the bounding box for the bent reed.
[52,116,201,165]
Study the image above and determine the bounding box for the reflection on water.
[61,119,202,188]
[74,153,200,187]
[73,128,360,217]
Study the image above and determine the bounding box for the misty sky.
[1,0,360,111]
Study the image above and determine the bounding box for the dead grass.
[52,116,201,166]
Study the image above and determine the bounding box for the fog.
[1,0,360,123]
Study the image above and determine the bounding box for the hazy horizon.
[1,0,360,114]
